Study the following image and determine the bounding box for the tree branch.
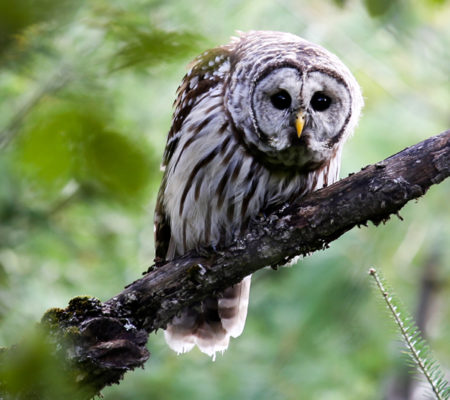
[1,130,449,399]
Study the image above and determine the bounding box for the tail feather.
[164,307,199,354]
[164,275,252,358]
[164,328,196,354]
[219,275,251,337]
[195,321,230,359]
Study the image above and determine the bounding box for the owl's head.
[225,31,363,170]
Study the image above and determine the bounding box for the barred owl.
[154,31,363,358]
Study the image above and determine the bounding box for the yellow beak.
[295,111,305,138]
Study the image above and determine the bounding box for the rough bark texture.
[1,130,449,399]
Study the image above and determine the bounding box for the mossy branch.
[0,130,449,399]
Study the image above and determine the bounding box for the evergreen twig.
[369,267,450,400]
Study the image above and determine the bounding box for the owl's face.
[226,31,363,170]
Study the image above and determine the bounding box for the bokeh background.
[0,0,449,399]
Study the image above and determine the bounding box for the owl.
[154,31,363,358]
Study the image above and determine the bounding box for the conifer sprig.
[369,267,450,400]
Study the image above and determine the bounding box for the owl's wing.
[154,47,232,262]
[154,174,171,262]
[162,47,232,167]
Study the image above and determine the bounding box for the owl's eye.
[311,92,332,111]
[270,90,292,110]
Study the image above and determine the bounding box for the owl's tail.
[164,275,252,360]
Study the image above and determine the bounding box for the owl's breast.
[163,134,340,259]
[163,125,264,257]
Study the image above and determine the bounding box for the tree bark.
[1,130,449,399]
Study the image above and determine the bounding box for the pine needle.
[369,267,450,400]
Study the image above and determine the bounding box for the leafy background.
[0,0,449,399]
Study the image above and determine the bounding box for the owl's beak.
[295,111,305,138]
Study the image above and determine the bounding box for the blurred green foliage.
[0,329,82,399]
[0,0,449,399]
[17,96,154,203]
[0,0,79,59]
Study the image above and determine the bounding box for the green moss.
[41,307,66,328]
[40,297,102,340]
[66,296,103,321]
[62,326,81,342]
[67,296,101,312]
[186,264,201,281]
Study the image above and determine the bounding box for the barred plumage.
[154,31,363,358]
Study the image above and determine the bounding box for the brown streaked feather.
[178,144,221,216]
[155,48,232,263]
[154,177,171,262]
[240,161,262,218]
[162,49,231,168]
